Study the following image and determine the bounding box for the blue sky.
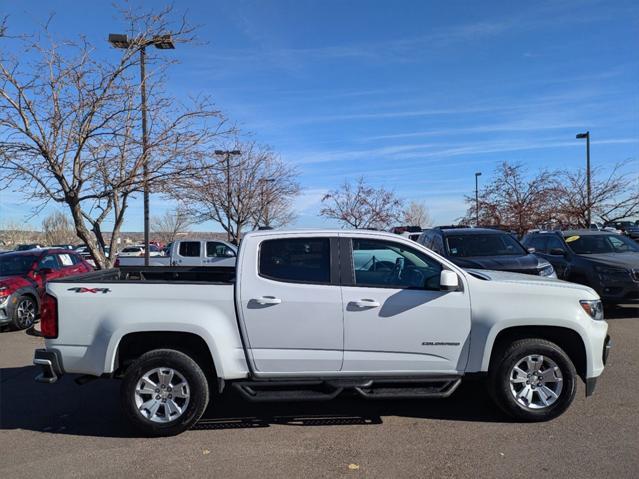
[1,0,638,231]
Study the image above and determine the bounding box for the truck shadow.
[0,365,510,438]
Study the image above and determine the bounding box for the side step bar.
[232,376,462,402]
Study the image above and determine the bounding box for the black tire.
[488,338,577,422]
[11,295,37,330]
[121,349,209,437]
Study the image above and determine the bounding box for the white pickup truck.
[116,238,237,267]
[34,229,611,436]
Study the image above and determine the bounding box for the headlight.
[594,265,629,282]
[538,262,555,277]
[580,299,604,320]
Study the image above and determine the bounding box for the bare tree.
[151,207,193,245]
[172,141,300,244]
[42,211,78,245]
[320,177,403,230]
[0,7,230,268]
[555,164,639,226]
[0,219,34,247]
[462,162,559,237]
[403,201,432,227]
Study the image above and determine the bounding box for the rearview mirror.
[440,270,459,291]
[549,248,566,256]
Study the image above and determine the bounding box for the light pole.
[576,131,591,227]
[214,150,241,242]
[108,33,175,266]
[475,172,482,226]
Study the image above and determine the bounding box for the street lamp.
[475,172,482,227]
[108,33,175,266]
[576,131,591,227]
[214,150,242,242]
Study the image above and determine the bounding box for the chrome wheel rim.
[509,354,563,410]
[134,367,190,423]
[16,299,36,328]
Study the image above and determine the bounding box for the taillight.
[40,293,58,339]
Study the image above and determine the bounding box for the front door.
[238,235,343,374]
[340,236,471,374]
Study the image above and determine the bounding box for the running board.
[231,376,462,402]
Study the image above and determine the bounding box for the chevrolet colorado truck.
[33,229,611,436]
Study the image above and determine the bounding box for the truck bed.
[51,265,236,284]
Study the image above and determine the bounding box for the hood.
[581,252,639,270]
[467,269,598,297]
[0,275,31,293]
[451,254,542,273]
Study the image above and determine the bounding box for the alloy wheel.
[134,367,191,423]
[509,354,563,410]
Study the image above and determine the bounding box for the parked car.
[15,244,45,251]
[417,227,556,277]
[50,244,75,250]
[116,238,237,267]
[0,249,93,330]
[521,230,639,304]
[34,229,609,436]
[118,245,163,258]
[390,226,423,241]
[604,221,639,240]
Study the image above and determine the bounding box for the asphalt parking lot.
[1,306,638,479]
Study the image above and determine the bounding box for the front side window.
[206,242,235,258]
[179,241,201,257]
[351,239,442,289]
[525,235,547,253]
[259,238,331,284]
[546,236,566,253]
[38,254,60,270]
[446,233,526,257]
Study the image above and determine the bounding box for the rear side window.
[525,235,547,253]
[179,241,201,257]
[259,238,331,284]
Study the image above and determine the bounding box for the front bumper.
[585,334,611,397]
[33,348,64,383]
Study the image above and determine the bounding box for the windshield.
[566,234,639,254]
[446,233,526,257]
[0,254,37,275]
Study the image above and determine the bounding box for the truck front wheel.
[121,349,209,436]
[489,338,577,421]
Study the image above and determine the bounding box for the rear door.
[238,234,343,374]
[340,235,471,374]
[174,241,204,266]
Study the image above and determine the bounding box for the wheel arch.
[486,325,587,382]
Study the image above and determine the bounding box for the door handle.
[254,296,282,305]
[352,299,380,308]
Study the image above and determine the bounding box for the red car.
[0,249,93,330]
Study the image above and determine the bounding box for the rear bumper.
[33,348,64,383]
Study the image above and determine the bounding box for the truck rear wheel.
[121,349,209,436]
[489,338,577,421]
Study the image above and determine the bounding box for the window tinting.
[546,236,565,253]
[179,241,201,257]
[259,238,330,284]
[352,239,442,289]
[526,236,547,252]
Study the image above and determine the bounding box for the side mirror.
[225,249,236,257]
[440,270,459,291]
[549,248,566,256]
[527,247,536,254]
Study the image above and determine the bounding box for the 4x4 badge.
[67,287,111,294]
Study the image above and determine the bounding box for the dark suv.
[604,221,639,240]
[521,230,639,304]
[417,227,556,277]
